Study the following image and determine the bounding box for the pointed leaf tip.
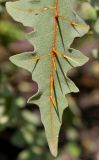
[49,142,58,157]
[6,0,89,157]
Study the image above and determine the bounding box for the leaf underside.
[6,0,89,157]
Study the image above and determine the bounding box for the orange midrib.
[50,0,58,107]
[49,0,59,144]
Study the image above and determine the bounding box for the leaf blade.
[6,0,89,157]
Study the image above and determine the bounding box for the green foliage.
[0,0,6,12]
[91,1,99,37]
[79,0,99,35]
[0,63,49,160]
[80,0,99,59]
[0,21,24,44]
[6,0,89,157]
[91,0,99,10]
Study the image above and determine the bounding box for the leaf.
[6,0,89,157]
[94,18,99,34]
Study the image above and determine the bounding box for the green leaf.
[6,0,89,157]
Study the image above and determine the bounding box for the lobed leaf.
[6,0,89,157]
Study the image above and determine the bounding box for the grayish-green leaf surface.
[6,0,89,157]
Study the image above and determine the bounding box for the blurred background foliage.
[0,0,99,160]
